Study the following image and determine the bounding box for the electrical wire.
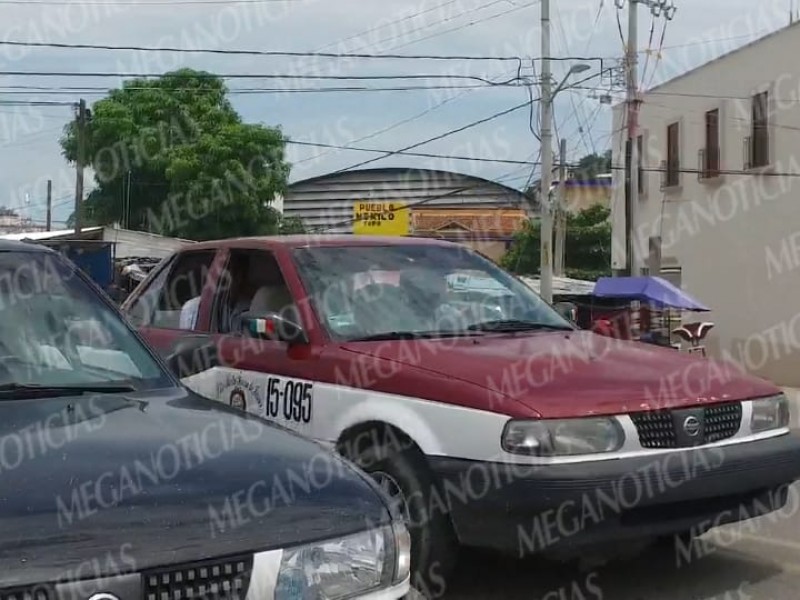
[0,83,526,96]
[0,0,298,4]
[0,70,525,84]
[312,0,462,53]
[0,40,524,62]
[324,98,540,175]
[286,140,539,165]
[390,0,542,52]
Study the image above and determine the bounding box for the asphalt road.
[439,483,800,600]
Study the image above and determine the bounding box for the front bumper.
[429,432,800,558]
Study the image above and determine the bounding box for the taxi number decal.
[265,378,313,424]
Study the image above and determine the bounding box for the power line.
[286,140,539,165]
[0,0,299,4]
[326,98,537,175]
[0,40,524,62]
[0,70,525,84]
[0,83,525,96]
[391,0,542,51]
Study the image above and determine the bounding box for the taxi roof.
[186,235,458,253]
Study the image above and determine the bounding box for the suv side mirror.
[243,313,308,345]
[165,335,220,379]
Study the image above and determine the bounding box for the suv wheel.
[345,436,458,598]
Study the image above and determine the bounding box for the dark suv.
[0,240,410,598]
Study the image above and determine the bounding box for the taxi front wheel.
[344,435,459,598]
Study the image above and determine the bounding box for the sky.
[0,0,796,228]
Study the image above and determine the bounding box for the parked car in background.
[0,240,410,598]
[122,234,800,590]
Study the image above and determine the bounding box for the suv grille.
[143,555,254,600]
[0,588,52,600]
[631,402,743,449]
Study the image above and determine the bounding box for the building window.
[750,91,769,168]
[665,122,680,187]
[702,109,720,178]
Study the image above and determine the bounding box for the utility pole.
[46,179,52,232]
[539,0,554,303]
[74,98,87,236]
[617,0,676,276]
[554,138,567,276]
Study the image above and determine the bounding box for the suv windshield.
[0,250,172,392]
[293,244,573,341]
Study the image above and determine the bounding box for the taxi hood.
[341,330,780,418]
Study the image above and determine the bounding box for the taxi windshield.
[0,250,172,392]
[293,244,573,341]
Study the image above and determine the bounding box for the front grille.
[142,555,254,600]
[704,402,743,442]
[630,402,743,449]
[630,410,676,448]
[0,588,53,600]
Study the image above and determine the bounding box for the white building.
[610,21,800,387]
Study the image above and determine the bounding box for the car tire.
[344,434,459,598]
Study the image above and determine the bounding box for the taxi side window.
[211,249,299,336]
[127,251,216,330]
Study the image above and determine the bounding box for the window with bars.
[665,122,680,187]
[750,91,770,168]
[701,109,720,178]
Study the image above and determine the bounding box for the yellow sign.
[353,201,410,236]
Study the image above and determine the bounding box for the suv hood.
[342,330,779,418]
[0,388,389,586]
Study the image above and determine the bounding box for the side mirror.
[243,312,308,345]
[553,301,577,323]
[165,336,220,379]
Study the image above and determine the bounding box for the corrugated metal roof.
[0,227,104,241]
[520,276,596,296]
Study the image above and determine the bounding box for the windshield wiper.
[466,319,574,333]
[0,382,136,400]
[349,331,482,342]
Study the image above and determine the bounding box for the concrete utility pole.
[74,98,87,236]
[616,0,676,276]
[46,179,52,232]
[554,138,567,276]
[538,0,590,302]
[539,0,555,303]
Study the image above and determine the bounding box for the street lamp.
[538,62,591,304]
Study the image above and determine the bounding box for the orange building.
[411,207,528,262]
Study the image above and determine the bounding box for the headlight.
[275,522,410,599]
[750,394,790,433]
[502,417,624,456]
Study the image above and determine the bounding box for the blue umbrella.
[592,276,710,311]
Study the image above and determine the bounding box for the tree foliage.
[572,150,612,181]
[60,69,291,240]
[500,204,612,281]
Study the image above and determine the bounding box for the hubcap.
[370,470,412,524]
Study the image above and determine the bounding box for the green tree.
[500,204,612,280]
[572,150,612,181]
[60,69,290,240]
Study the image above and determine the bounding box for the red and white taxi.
[121,235,800,588]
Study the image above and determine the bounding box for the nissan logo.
[683,416,701,437]
[88,594,120,600]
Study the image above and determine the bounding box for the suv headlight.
[275,522,410,599]
[750,394,790,433]
[502,417,625,456]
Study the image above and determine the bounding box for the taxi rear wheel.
[343,434,458,597]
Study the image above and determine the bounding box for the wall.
[611,22,800,386]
